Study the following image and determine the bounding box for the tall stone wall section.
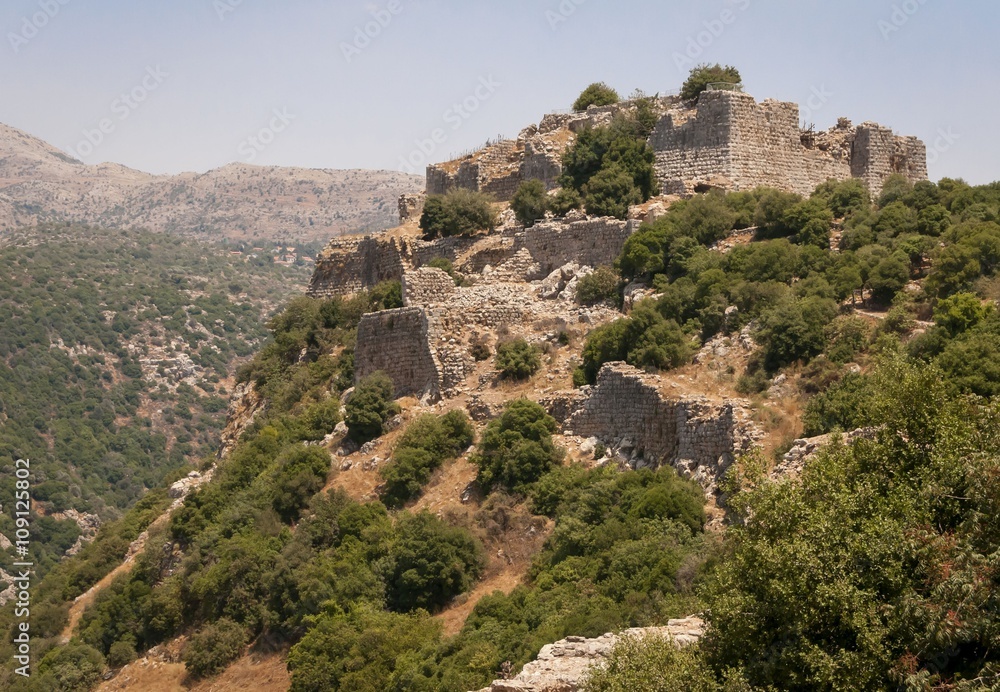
[648,94,735,195]
[567,363,758,491]
[402,267,457,306]
[649,90,926,199]
[852,124,928,196]
[307,235,408,298]
[513,217,639,277]
[354,307,441,400]
[426,140,522,201]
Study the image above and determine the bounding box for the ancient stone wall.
[648,90,926,198]
[354,308,441,399]
[308,215,640,298]
[402,267,457,306]
[852,123,928,196]
[567,363,759,490]
[398,193,425,224]
[426,139,522,200]
[513,217,639,277]
[307,235,408,298]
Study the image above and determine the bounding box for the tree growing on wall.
[680,64,742,101]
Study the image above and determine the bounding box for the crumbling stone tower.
[425,90,927,202]
[649,90,927,198]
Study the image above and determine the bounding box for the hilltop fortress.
[304,88,925,490]
[310,88,927,301]
[425,89,927,201]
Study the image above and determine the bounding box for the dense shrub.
[802,371,876,436]
[512,179,550,226]
[380,411,475,507]
[581,303,694,383]
[573,82,620,111]
[287,606,442,692]
[473,399,563,492]
[386,511,484,612]
[584,165,644,219]
[182,618,248,678]
[705,360,1000,689]
[561,119,656,218]
[36,643,107,691]
[345,372,400,445]
[584,634,720,692]
[756,296,839,371]
[495,339,542,380]
[576,267,620,305]
[680,64,741,101]
[550,187,584,217]
[933,291,994,335]
[272,445,333,521]
[420,189,498,239]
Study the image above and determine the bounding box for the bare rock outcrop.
[217,381,265,460]
[476,616,705,692]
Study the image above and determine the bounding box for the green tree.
[576,267,620,305]
[419,189,498,239]
[585,165,643,219]
[495,339,542,380]
[550,187,584,217]
[386,511,484,612]
[287,605,443,692]
[380,411,475,508]
[183,618,248,678]
[584,635,720,692]
[573,82,620,111]
[706,360,1000,690]
[345,372,400,444]
[680,64,742,101]
[473,399,564,492]
[512,179,550,227]
[756,296,839,371]
[36,643,107,691]
[272,445,333,521]
[934,292,995,335]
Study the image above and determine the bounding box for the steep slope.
[0,123,422,242]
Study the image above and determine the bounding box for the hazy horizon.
[1,0,995,184]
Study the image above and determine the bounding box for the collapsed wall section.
[354,307,440,400]
[567,363,759,491]
[307,216,639,298]
[307,235,407,298]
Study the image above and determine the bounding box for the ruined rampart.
[567,363,760,490]
[649,90,926,198]
[354,307,441,400]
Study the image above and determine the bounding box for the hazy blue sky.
[1,0,995,183]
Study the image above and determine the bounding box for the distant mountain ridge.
[0,122,423,242]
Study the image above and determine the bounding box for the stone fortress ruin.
[307,87,926,491]
[425,88,927,201]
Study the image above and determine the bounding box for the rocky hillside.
[0,122,422,242]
